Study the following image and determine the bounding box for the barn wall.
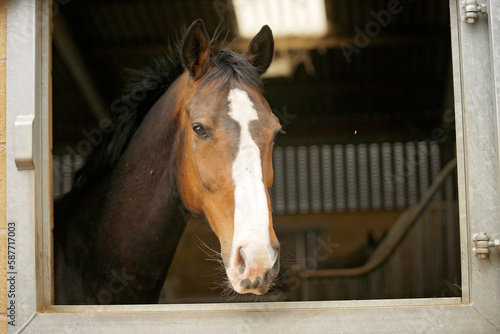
[0,0,7,332]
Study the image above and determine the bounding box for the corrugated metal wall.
[294,200,460,300]
[270,141,442,214]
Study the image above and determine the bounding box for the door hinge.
[472,232,500,259]
[462,0,487,24]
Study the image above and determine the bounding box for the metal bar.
[382,143,394,210]
[394,142,406,209]
[285,147,298,213]
[273,147,286,214]
[345,144,357,211]
[369,143,382,210]
[488,0,500,233]
[309,146,321,213]
[333,145,346,212]
[357,144,369,211]
[321,145,334,212]
[88,33,452,57]
[298,158,457,278]
[297,146,309,213]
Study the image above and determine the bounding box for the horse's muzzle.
[227,244,280,295]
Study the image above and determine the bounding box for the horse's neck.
[104,77,188,230]
[55,73,192,304]
[94,75,190,273]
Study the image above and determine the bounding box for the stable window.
[6,0,500,332]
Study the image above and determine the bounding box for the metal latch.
[14,115,35,170]
[472,232,500,259]
[462,0,487,24]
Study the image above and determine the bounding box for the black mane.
[71,53,184,190]
[70,39,262,192]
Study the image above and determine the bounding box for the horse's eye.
[192,124,208,138]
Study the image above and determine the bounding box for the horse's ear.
[181,19,211,79]
[246,25,274,75]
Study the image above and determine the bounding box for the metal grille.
[298,198,460,301]
[271,141,442,214]
[289,160,460,301]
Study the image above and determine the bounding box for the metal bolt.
[474,246,489,258]
[476,232,490,242]
[462,0,487,24]
[472,232,491,259]
[478,3,487,14]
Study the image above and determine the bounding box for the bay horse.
[54,19,282,304]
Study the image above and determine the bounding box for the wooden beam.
[87,32,449,58]
[53,15,110,121]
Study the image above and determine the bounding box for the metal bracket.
[14,115,35,170]
[461,0,487,24]
[472,232,500,259]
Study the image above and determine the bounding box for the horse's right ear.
[181,19,211,79]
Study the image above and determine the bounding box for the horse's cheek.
[179,160,204,215]
[262,147,274,189]
[193,156,223,194]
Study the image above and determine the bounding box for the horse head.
[177,20,281,295]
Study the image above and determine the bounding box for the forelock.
[198,48,262,93]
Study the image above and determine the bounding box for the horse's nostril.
[272,245,280,271]
[239,261,246,274]
[240,278,251,290]
[272,243,280,260]
[264,269,271,281]
[273,243,281,252]
[238,247,246,274]
[254,276,262,289]
[273,255,280,269]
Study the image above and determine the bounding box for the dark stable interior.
[53,0,460,303]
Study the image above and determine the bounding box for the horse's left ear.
[181,19,211,79]
[246,25,274,75]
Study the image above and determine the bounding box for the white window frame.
[6,0,500,332]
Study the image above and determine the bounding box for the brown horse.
[54,19,282,304]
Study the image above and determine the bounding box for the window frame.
[6,0,500,332]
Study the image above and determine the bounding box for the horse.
[54,19,282,304]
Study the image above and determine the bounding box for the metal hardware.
[14,115,35,170]
[472,232,500,259]
[462,0,487,24]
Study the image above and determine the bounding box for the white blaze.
[227,88,272,269]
